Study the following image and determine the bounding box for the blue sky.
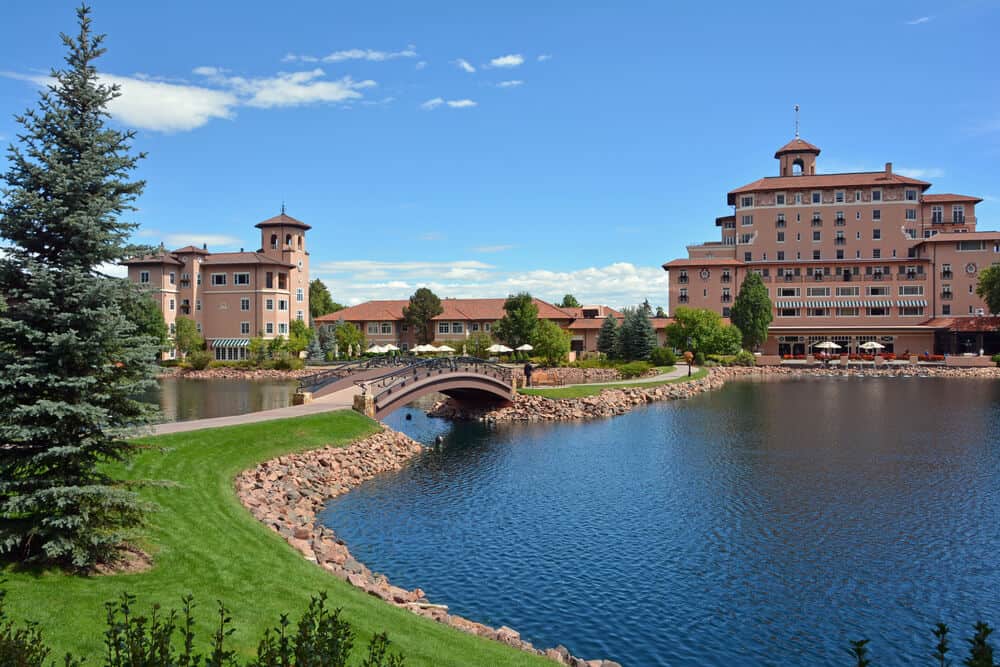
[2,1,999,309]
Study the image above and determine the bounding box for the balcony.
[811,219,823,228]
[834,238,846,246]
[870,273,885,281]
[835,217,846,226]
[721,275,731,283]
[678,276,689,284]
[953,215,966,224]
[941,271,953,279]
[941,292,953,301]
[721,295,732,303]
[811,273,826,282]
[678,295,689,303]
[780,274,803,283]
[899,272,926,281]
[775,220,787,229]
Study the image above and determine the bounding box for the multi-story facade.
[664,137,1000,355]
[315,299,671,355]
[124,212,311,359]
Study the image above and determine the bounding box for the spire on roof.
[281,201,285,215]
[794,103,800,138]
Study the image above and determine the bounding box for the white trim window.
[899,285,924,296]
[139,271,150,284]
[452,322,464,334]
[438,322,450,334]
[740,195,753,208]
[905,189,917,201]
[265,322,274,335]
[775,193,786,205]
[240,297,250,311]
[169,272,176,285]
[811,191,821,204]
[741,214,753,226]
[278,299,288,311]
[296,288,304,303]
[234,272,250,285]
[196,299,202,311]
[278,322,288,335]
[210,273,227,286]
[367,322,379,335]
[871,189,882,202]
[296,310,304,321]
[265,298,274,311]
[240,322,251,335]
[906,208,917,221]
[169,299,175,311]
[380,322,393,334]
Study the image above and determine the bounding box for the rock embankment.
[236,428,619,667]
[172,367,318,380]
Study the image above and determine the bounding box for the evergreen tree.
[306,336,324,362]
[641,299,653,316]
[597,315,619,358]
[965,622,995,667]
[559,294,581,309]
[120,288,168,354]
[729,272,773,351]
[402,287,443,345]
[0,6,158,567]
[616,307,658,361]
[309,278,343,321]
[493,292,538,348]
[655,305,667,318]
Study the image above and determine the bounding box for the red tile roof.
[315,298,573,324]
[172,245,210,255]
[255,212,312,231]
[924,317,1000,332]
[922,193,983,203]
[728,171,930,203]
[122,252,183,266]
[774,137,821,157]
[915,231,1000,244]
[662,258,744,269]
[200,252,294,267]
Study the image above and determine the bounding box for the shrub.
[617,361,653,379]
[569,356,614,369]
[733,350,756,366]
[992,353,1000,366]
[272,357,305,371]
[694,351,706,366]
[649,347,677,367]
[187,350,212,370]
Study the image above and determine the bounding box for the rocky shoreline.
[235,428,619,667]
[161,367,319,380]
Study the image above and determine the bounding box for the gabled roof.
[315,297,575,324]
[255,212,312,231]
[915,231,1000,244]
[774,137,821,157]
[172,245,210,255]
[662,258,744,269]
[200,252,294,267]
[728,171,931,204]
[922,193,983,204]
[122,252,183,266]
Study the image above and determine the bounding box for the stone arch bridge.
[296,357,514,420]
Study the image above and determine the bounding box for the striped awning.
[865,300,892,308]
[776,301,803,309]
[896,299,928,308]
[211,338,250,348]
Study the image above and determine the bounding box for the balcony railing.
[870,273,885,281]
[941,271,953,279]
[953,215,966,224]
[834,238,846,245]
[721,295,732,303]
[899,272,926,281]
[780,274,803,282]
[811,219,823,227]
[721,275,731,283]
[941,292,953,300]
[776,220,787,228]
[678,295,689,303]
[678,276,688,284]
[835,217,846,226]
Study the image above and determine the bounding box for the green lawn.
[0,411,552,666]
[520,367,709,399]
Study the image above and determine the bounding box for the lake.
[150,376,297,422]
[321,377,1000,666]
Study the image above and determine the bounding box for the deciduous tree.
[402,287,443,345]
[559,294,581,309]
[976,265,1000,316]
[334,322,365,357]
[309,279,342,321]
[730,273,772,350]
[463,332,493,359]
[174,317,203,358]
[493,292,538,348]
[0,6,158,567]
[665,307,742,357]
[532,319,571,366]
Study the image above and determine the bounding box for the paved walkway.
[151,385,361,436]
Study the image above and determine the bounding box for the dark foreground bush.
[848,621,997,666]
[648,347,677,367]
[616,361,653,379]
[0,588,404,666]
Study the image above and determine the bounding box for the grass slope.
[0,411,552,666]
[520,367,709,399]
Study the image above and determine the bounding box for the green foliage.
[187,350,212,370]
[287,319,312,355]
[729,273,773,351]
[0,6,158,567]
[121,289,169,352]
[665,307,742,357]
[463,332,494,359]
[655,306,667,318]
[334,322,365,357]
[493,293,539,348]
[308,279,343,321]
[992,353,1000,366]
[733,350,756,366]
[694,351,706,366]
[174,317,204,357]
[965,622,995,667]
[306,336,324,362]
[649,347,677,367]
[615,307,658,361]
[617,361,653,378]
[248,337,267,365]
[597,316,619,358]
[0,589,54,666]
[559,294,581,309]
[933,623,951,667]
[975,265,1000,316]
[848,639,871,667]
[531,319,571,366]
[271,357,305,371]
[402,288,443,345]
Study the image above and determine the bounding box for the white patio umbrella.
[383,344,399,351]
[858,341,885,350]
[435,344,456,353]
[516,344,534,351]
[412,344,432,353]
[487,344,513,354]
[366,344,387,354]
[813,341,841,350]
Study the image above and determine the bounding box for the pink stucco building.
[663,137,1000,356]
[124,212,311,359]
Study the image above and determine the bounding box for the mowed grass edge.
[0,410,553,666]
[520,367,709,399]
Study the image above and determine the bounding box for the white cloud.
[316,260,670,310]
[896,167,945,179]
[488,54,524,68]
[906,16,932,25]
[472,245,516,253]
[453,58,476,73]
[420,97,444,110]
[283,46,418,63]
[447,99,477,108]
[497,80,523,88]
[420,97,476,110]
[102,74,238,132]
[415,61,427,70]
[198,68,374,108]
[99,262,129,278]
[537,54,552,62]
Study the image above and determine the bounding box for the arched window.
[792,158,804,176]
[285,234,292,247]
[297,235,303,250]
[270,234,278,249]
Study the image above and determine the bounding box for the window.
[871,189,882,202]
[867,286,890,296]
[240,322,250,335]
[932,206,943,224]
[741,214,753,226]
[905,189,917,201]
[169,299,175,311]
[953,205,965,223]
[776,193,786,205]
[905,208,917,221]
[236,297,249,312]
[837,308,859,317]
[905,228,917,239]
[835,191,845,203]
[777,251,785,260]
[278,299,288,311]
[812,191,821,204]
[296,288,304,302]
[381,322,393,335]
[270,234,278,250]
[943,304,951,315]
[958,240,985,251]
[867,307,890,317]
[813,250,821,260]
[265,298,274,311]
[808,308,829,317]
[234,272,250,285]
[778,287,800,297]
[438,322,450,334]
[795,193,803,205]
[856,211,861,220]
[744,252,751,262]
[855,191,863,202]
[740,195,753,208]
[807,287,830,297]
[278,273,287,290]
[873,229,881,240]
[811,230,822,242]
[778,308,799,318]
[265,322,274,335]
[368,322,380,335]
[777,231,785,242]
[278,322,288,335]
[836,249,844,259]
[872,209,881,221]
[740,233,753,243]
[452,322,464,334]
[872,249,881,259]
[265,272,274,289]
[900,306,925,317]
[837,286,860,297]
[471,323,480,332]
[211,273,226,286]
[139,271,149,283]
[169,323,176,335]
[899,285,924,296]
[296,311,304,322]
[169,272,176,285]
[197,273,202,285]
[196,299,202,311]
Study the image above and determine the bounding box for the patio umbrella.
[812,341,841,350]
[383,344,399,351]
[366,344,387,354]
[516,344,534,351]
[435,344,456,353]
[487,344,513,354]
[858,341,885,350]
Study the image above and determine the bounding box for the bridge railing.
[355,356,513,405]
[297,355,412,393]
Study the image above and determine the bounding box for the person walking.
[523,362,533,388]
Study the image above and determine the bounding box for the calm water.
[149,377,297,422]
[321,378,1000,666]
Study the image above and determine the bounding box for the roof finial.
[281,201,286,215]
[794,104,800,139]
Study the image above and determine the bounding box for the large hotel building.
[124,212,311,360]
[663,137,1000,356]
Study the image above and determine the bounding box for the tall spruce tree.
[616,307,657,361]
[729,272,773,351]
[0,6,158,567]
[597,315,619,358]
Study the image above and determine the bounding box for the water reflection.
[147,377,297,422]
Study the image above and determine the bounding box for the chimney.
[885,162,892,174]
